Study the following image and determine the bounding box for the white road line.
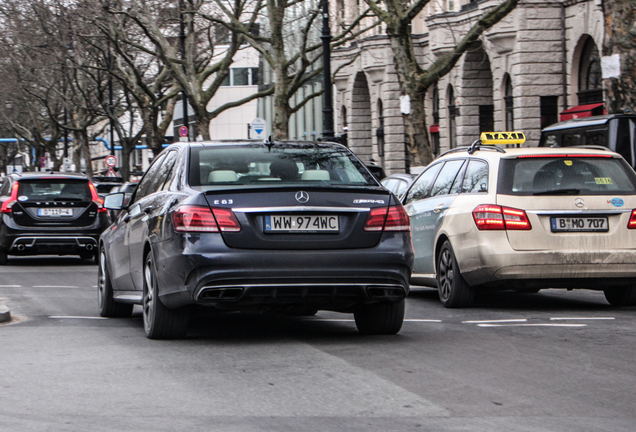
[405,319,443,323]
[550,317,615,321]
[49,316,108,320]
[0,285,22,288]
[462,319,528,324]
[305,319,443,323]
[478,323,587,328]
[32,286,79,289]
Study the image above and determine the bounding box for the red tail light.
[364,205,410,232]
[1,182,19,213]
[88,182,106,213]
[628,209,636,229]
[473,205,531,230]
[173,206,241,233]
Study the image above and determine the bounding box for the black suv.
[0,172,110,264]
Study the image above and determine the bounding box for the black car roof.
[542,114,636,132]
[166,139,348,151]
[9,172,88,180]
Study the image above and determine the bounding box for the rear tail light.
[172,206,241,233]
[364,204,410,232]
[628,209,636,229]
[473,205,531,230]
[88,182,106,213]
[1,182,19,213]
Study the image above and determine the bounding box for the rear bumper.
[456,235,636,288]
[8,235,98,255]
[155,232,413,310]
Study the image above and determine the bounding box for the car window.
[462,160,489,193]
[161,152,182,192]
[430,160,465,197]
[133,153,167,202]
[585,129,606,147]
[404,163,443,204]
[17,179,90,201]
[189,144,376,188]
[498,156,636,195]
[562,132,582,147]
[395,179,409,197]
[449,160,468,194]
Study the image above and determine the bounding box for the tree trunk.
[119,139,135,181]
[603,0,636,113]
[404,88,434,167]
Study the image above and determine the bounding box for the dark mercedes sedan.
[99,140,413,339]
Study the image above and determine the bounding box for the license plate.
[550,216,608,232]
[38,208,73,217]
[265,215,339,233]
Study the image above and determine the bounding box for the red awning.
[430,124,440,133]
[560,103,605,121]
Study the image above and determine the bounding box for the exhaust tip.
[198,287,244,301]
[366,286,406,299]
[85,244,94,251]
[16,244,25,252]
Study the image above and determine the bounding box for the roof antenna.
[264,135,274,151]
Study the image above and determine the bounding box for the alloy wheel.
[438,248,454,301]
[143,258,155,333]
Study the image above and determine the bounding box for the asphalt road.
[1,257,635,431]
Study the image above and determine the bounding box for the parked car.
[381,173,414,199]
[403,132,636,308]
[0,172,108,264]
[99,140,413,339]
[540,114,636,169]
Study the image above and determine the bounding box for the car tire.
[143,253,190,339]
[0,250,7,265]
[437,240,475,308]
[603,286,636,307]
[354,300,405,335]
[98,247,133,318]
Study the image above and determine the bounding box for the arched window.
[504,74,514,131]
[447,85,457,149]
[578,38,602,104]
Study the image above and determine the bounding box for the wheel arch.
[434,234,450,274]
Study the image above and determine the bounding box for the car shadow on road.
[408,285,616,313]
[4,256,96,267]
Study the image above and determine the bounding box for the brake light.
[364,205,410,232]
[88,182,106,213]
[473,205,531,230]
[172,206,242,233]
[1,182,19,213]
[211,208,242,232]
[628,209,636,229]
[518,154,612,158]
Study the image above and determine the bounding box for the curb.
[0,303,10,323]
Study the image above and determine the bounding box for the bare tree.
[203,0,374,139]
[603,0,636,114]
[365,0,517,165]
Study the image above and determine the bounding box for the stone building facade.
[332,0,605,174]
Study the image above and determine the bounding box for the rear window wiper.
[533,188,581,196]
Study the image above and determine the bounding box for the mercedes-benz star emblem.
[574,198,585,208]
[295,191,309,204]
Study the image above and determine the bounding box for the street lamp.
[321,0,334,140]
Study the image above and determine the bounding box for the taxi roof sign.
[480,132,526,145]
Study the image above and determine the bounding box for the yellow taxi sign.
[480,132,526,145]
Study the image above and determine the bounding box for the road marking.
[305,319,443,323]
[32,286,79,289]
[462,319,528,324]
[405,319,443,323]
[49,316,108,320]
[550,317,615,321]
[0,285,22,288]
[477,323,587,328]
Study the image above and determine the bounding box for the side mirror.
[104,192,125,210]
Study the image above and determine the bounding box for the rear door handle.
[433,204,445,213]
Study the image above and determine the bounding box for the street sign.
[106,167,118,177]
[179,125,189,138]
[105,155,117,167]
[251,118,267,139]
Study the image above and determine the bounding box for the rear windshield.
[17,179,91,201]
[497,156,636,196]
[189,143,377,188]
